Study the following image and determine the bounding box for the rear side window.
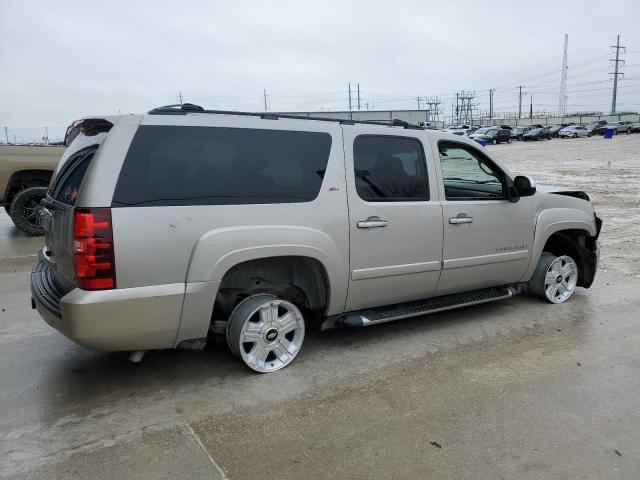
[112,126,332,206]
[50,146,98,205]
[353,135,429,202]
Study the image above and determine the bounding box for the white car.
[559,125,590,138]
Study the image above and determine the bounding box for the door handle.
[357,217,389,229]
[449,216,473,224]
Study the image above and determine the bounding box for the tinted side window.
[353,136,429,202]
[50,146,98,205]
[112,126,332,206]
[438,142,505,200]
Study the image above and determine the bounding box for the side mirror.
[513,175,536,197]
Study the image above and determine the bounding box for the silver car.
[31,104,602,372]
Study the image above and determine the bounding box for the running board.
[322,285,523,330]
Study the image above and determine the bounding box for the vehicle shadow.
[32,288,598,433]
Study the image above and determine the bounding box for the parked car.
[510,127,528,140]
[547,125,564,137]
[468,127,512,144]
[0,144,65,235]
[442,125,473,136]
[612,121,634,134]
[591,122,609,136]
[584,120,607,136]
[523,128,552,141]
[31,104,602,372]
[559,125,590,138]
[630,122,640,133]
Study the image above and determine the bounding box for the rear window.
[353,135,429,202]
[112,126,332,207]
[50,146,98,205]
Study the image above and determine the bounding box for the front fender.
[521,207,597,282]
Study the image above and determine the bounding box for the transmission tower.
[558,34,568,116]
[609,35,626,114]
[425,97,441,122]
[456,90,477,125]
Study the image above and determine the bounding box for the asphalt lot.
[1,134,639,479]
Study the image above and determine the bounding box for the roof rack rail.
[147,103,425,130]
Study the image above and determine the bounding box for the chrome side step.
[322,285,523,330]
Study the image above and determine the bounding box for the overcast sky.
[1,0,639,140]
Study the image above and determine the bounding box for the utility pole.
[530,95,533,120]
[178,91,183,104]
[416,97,423,110]
[489,89,494,123]
[610,34,626,114]
[558,34,568,116]
[44,127,49,144]
[3,127,8,144]
[518,86,523,119]
[455,92,459,124]
[366,102,369,111]
[357,83,361,110]
[348,83,352,111]
[263,89,268,111]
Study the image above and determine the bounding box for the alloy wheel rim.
[22,199,43,228]
[544,255,578,303]
[239,299,305,372]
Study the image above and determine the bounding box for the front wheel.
[9,186,47,236]
[530,253,579,304]
[226,294,306,373]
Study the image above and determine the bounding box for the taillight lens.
[73,208,116,290]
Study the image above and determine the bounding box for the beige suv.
[31,104,601,372]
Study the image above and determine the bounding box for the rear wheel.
[9,186,47,236]
[530,253,579,304]
[226,294,306,373]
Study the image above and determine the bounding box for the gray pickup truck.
[31,105,601,373]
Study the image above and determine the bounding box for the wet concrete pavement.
[1,136,639,479]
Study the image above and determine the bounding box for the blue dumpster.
[604,127,614,139]
[474,139,487,147]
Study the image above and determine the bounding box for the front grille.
[31,261,68,318]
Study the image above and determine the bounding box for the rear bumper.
[31,260,185,351]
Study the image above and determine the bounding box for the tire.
[226,293,306,373]
[9,186,47,236]
[573,133,578,138]
[530,253,579,304]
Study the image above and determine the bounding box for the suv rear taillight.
[73,208,116,290]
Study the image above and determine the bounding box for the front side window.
[353,135,429,202]
[438,142,505,200]
[112,126,332,206]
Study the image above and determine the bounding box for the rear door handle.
[357,217,389,229]
[449,216,473,224]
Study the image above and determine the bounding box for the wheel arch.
[175,225,348,346]
[3,169,53,206]
[522,211,598,288]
